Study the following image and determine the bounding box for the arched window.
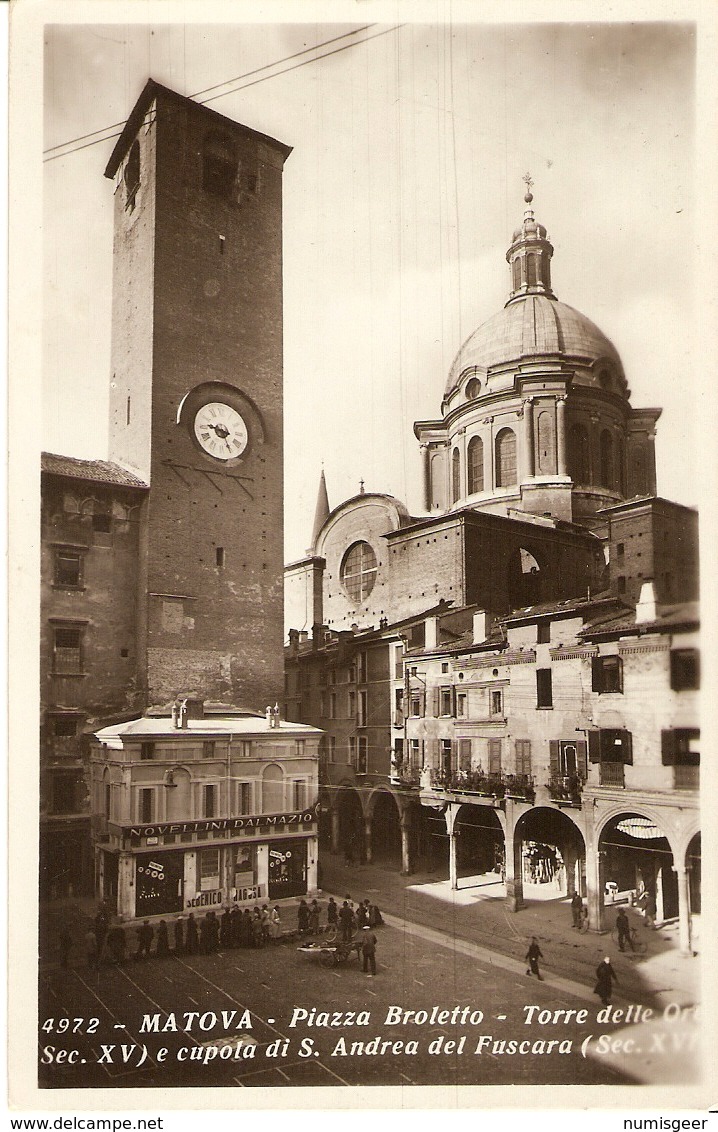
[341,542,378,603]
[495,428,517,488]
[512,258,522,291]
[527,255,537,287]
[465,377,481,400]
[467,436,484,494]
[430,452,445,510]
[451,447,461,503]
[600,429,614,489]
[202,131,238,199]
[124,141,140,210]
[569,423,590,485]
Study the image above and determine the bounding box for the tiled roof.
[580,601,699,638]
[42,453,148,489]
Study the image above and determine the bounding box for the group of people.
[74,902,285,967]
[297,894,384,941]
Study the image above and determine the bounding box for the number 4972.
[41,1018,99,1034]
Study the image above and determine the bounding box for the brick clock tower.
[104,81,291,710]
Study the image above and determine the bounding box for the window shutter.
[661,730,675,766]
[451,687,457,716]
[616,657,624,694]
[549,740,560,778]
[429,738,439,768]
[420,691,426,718]
[588,730,601,763]
[488,739,502,774]
[458,738,471,770]
[591,657,601,692]
[622,730,633,765]
[432,687,440,717]
[576,740,588,780]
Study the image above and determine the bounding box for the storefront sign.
[136,851,183,917]
[185,885,263,909]
[120,803,319,840]
[186,890,224,909]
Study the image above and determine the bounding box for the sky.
[39,12,700,563]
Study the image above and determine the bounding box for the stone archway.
[686,832,701,914]
[336,787,364,865]
[454,803,505,889]
[411,801,449,877]
[512,806,586,907]
[367,790,402,868]
[598,810,677,922]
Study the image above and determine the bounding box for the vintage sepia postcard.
[7,0,718,1122]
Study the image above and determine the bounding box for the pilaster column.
[420,444,431,511]
[458,427,467,500]
[363,818,372,864]
[675,866,692,955]
[117,852,135,921]
[556,395,568,475]
[445,804,458,890]
[563,844,578,897]
[330,807,341,854]
[505,825,525,911]
[586,845,606,932]
[523,399,535,478]
[400,812,412,876]
[307,836,319,894]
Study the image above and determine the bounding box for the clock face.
[193,402,249,461]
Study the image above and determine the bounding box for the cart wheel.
[320,951,336,968]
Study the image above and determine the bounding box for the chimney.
[185,696,205,721]
[635,580,658,625]
[473,610,491,644]
[425,616,439,650]
[288,628,300,655]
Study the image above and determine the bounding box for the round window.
[466,377,481,399]
[341,541,378,603]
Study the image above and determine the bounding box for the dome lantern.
[505,174,556,304]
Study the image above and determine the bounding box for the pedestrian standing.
[261,904,271,945]
[615,909,633,952]
[369,902,383,928]
[361,925,378,975]
[240,908,253,947]
[174,916,185,955]
[156,920,170,958]
[339,900,354,942]
[107,924,126,964]
[594,956,618,1006]
[230,905,242,947]
[326,897,338,929]
[207,910,220,952]
[186,913,199,955]
[308,899,320,935]
[356,901,369,929]
[220,907,233,950]
[270,905,282,943]
[525,937,544,981]
[252,907,264,948]
[136,920,154,960]
[571,892,583,929]
[85,926,97,969]
[297,899,310,936]
[644,892,657,929]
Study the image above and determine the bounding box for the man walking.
[615,908,633,952]
[525,936,544,980]
[594,956,618,1006]
[361,925,378,976]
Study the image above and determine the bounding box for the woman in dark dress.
[593,957,618,1006]
[173,917,185,955]
[185,913,199,955]
[156,920,170,958]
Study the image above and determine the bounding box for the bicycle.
[611,924,647,953]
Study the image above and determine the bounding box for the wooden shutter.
[549,740,560,778]
[621,730,633,765]
[488,739,502,774]
[591,657,602,692]
[588,730,601,763]
[429,738,439,768]
[576,740,588,780]
[458,739,472,770]
[432,687,440,717]
[661,730,675,765]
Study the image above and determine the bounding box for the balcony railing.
[395,766,422,787]
[546,775,583,805]
[424,769,535,801]
[599,761,625,787]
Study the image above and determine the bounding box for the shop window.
[468,435,484,494]
[202,131,238,199]
[592,655,623,694]
[670,648,700,691]
[515,739,531,776]
[537,621,550,644]
[52,624,84,674]
[203,740,216,759]
[139,788,154,824]
[203,784,217,819]
[536,668,553,708]
[54,548,84,588]
[140,742,155,761]
[199,848,221,890]
[341,541,377,602]
[495,428,517,487]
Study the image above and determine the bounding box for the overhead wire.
[43,24,401,164]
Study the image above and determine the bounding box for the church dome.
[444,294,624,400]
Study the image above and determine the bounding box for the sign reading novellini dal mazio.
[116,803,320,842]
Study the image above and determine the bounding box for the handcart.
[296,933,363,968]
